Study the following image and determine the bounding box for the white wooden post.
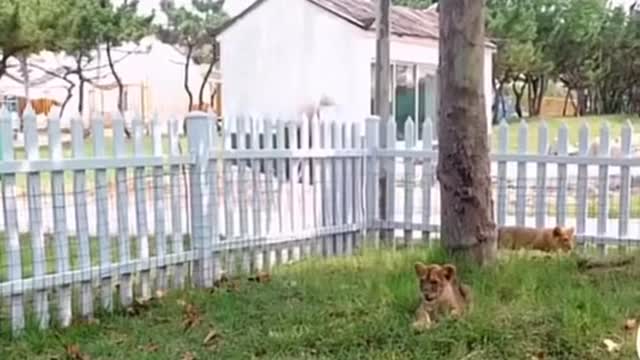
[343,122,355,255]
[352,122,364,251]
[365,116,380,248]
[133,116,151,299]
[236,116,251,273]
[24,106,49,329]
[48,115,72,327]
[289,119,302,261]
[576,122,590,249]
[71,118,92,319]
[619,120,633,252]
[249,117,264,270]
[276,119,289,263]
[222,118,236,273]
[596,122,610,255]
[496,119,508,227]
[208,115,222,280]
[421,118,433,244]
[151,114,168,291]
[515,119,528,226]
[93,115,112,310]
[168,117,185,289]
[324,120,336,256]
[385,120,396,247]
[0,107,25,333]
[556,123,569,227]
[311,116,323,256]
[113,113,133,306]
[186,111,213,287]
[403,118,416,246]
[300,116,311,258]
[263,119,278,268]
[535,121,548,228]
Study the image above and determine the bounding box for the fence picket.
[535,121,548,228]
[93,115,113,310]
[515,119,528,226]
[236,116,251,274]
[385,120,396,247]
[275,119,288,264]
[365,117,380,248]
[421,118,433,244]
[352,122,364,251]
[333,121,345,256]
[311,116,323,256]
[403,118,416,246]
[288,119,302,261]
[576,122,590,248]
[133,117,151,299]
[300,116,311,258]
[1,107,25,333]
[209,116,222,280]
[151,114,168,292]
[596,122,610,255]
[113,113,133,306]
[619,120,633,252]
[168,117,185,289]
[556,123,569,227]
[24,106,49,329]
[263,119,278,269]
[222,118,236,274]
[323,120,335,256]
[343,122,354,255]
[496,119,508,227]
[249,117,264,271]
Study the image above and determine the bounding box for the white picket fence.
[1,105,639,335]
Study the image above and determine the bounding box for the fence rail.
[1,106,639,335]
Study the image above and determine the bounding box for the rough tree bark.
[437,0,497,265]
[512,81,525,118]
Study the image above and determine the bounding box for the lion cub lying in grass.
[412,263,472,331]
[498,226,576,253]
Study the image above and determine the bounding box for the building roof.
[216,0,494,48]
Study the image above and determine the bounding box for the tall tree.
[99,0,153,115]
[437,0,496,264]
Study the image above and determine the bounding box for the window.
[371,61,438,142]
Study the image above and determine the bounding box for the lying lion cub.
[498,225,576,252]
[412,263,471,331]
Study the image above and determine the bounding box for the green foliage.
[99,0,154,48]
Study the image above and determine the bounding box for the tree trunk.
[576,88,587,116]
[76,60,85,115]
[183,45,194,133]
[106,40,132,138]
[437,0,496,265]
[198,58,215,111]
[562,88,571,116]
[512,81,525,118]
[60,74,75,118]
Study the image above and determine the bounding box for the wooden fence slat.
[209,115,222,280]
[311,116,323,256]
[24,106,49,329]
[222,118,236,274]
[619,120,633,252]
[236,116,251,274]
[576,122,590,248]
[168,117,185,289]
[351,122,364,251]
[93,116,113,310]
[249,117,264,271]
[0,107,25,333]
[385,120,396,247]
[496,120,508,227]
[133,116,151,299]
[71,118,92,319]
[333,121,345,256]
[300,115,311,258]
[515,119,528,226]
[421,118,433,244]
[323,120,335,256]
[556,123,569,227]
[535,121,548,228]
[596,122,610,255]
[403,118,416,246]
[48,115,72,327]
[275,119,288,264]
[365,117,380,248]
[151,114,168,292]
[113,113,133,307]
[263,119,278,269]
[288,119,302,261]
[343,122,354,255]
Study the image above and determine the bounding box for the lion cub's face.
[552,226,576,252]
[414,263,457,302]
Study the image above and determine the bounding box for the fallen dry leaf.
[625,318,638,332]
[64,343,89,360]
[180,351,197,360]
[203,329,221,346]
[603,338,621,353]
[141,343,159,352]
[530,350,545,360]
[182,303,202,332]
[126,298,153,317]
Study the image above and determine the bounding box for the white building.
[216,0,496,138]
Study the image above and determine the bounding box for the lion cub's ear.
[415,262,429,277]
[552,226,563,237]
[442,264,457,282]
[565,227,575,237]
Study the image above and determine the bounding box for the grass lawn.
[2,247,640,359]
[491,115,640,153]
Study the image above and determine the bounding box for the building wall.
[219,0,371,126]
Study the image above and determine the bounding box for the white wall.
[219,0,371,124]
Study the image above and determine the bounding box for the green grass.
[491,115,640,153]
[2,247,640,359]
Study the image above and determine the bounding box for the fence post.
[186,111,213,288]
[365,116,380,248]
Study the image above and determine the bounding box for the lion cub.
[412,263,472,331]
[498,226,576,253]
